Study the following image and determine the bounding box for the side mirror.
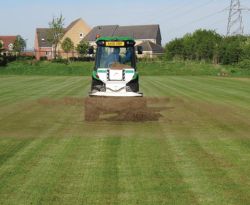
[88,47,94,55]
[137,46,143,55]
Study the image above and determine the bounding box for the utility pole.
[227,0,244,36]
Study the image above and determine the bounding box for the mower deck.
[89,91,143,97]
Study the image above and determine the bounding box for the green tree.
[0,41,7,67]
[47,14,65,59]
[61,37,74,61]
[76,40,89,57]
[165,29,222,62]
[13,35,26,55]
[191,29,221,61]
[218,35,247,65]
[241,37,250,60]
[182,34,195,60]
[165,38,185,60]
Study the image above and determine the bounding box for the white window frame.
[80,33,84,39]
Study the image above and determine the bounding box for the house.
[34,18,91,60]
[84,24,163,57]
[0,36,17,55]
[136,41,164,58]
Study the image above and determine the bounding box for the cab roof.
[96,36,135,42]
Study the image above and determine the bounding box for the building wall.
[34,31,53,60]
[58,19,91,58]
[34,32,40,60]
[36,47,53,60]
[137,51,153,58]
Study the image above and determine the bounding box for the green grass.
[0,61,93,76]
[0,60,249,76]
[0,76,250,204]
[138,60,250,76]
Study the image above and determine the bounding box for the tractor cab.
[89,37,142,97]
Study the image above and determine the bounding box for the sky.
[0,0,249,49]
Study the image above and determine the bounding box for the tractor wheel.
[127,80,139,92]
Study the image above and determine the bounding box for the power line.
[144,0,216,24]
[167,8,227,35]
[167,0,216,21]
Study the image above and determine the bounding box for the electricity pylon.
[227,0,244,35]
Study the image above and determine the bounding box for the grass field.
[0,76,250,205]
[1,60,249,76]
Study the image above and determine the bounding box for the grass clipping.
[85,97,169,122]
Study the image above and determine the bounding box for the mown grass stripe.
[169,130,250,205]
[58,138,104,204]
[0,77,62,104]
[25,137,80,205]
[175,77,250,108]
[99,137,120,204]
[143,76,195,98]
[193,119,250,177]
[159,77,221,101]
[0,138,49,194]
[155,76,250,109]
[188,77,250,98]
[115,122,199,205]
[48,77,86,98]
[194,135,250,198]
[0,114,73,196]
[141,77,180,97]
[4,138,73,205]
[0,138,32,166]
[165,136,217,204]
[1,77,83,101]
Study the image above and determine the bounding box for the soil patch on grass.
[37,97,171,122]
[84,97,171,122]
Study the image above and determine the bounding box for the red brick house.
[0,36,17,54]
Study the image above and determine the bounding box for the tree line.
[164,29,250,66]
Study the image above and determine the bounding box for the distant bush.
[238,59,250,70]
[0,56,7,67]
[17,56,35,61]
[2,55,16,63]
[40,56,48,61]
[69,56,94,62]
[51,58,68,64]
[218,35,247,65]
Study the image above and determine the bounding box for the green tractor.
[85,37,165,122]
[89,36,143,97]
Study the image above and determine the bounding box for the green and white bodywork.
[90,37,143,97]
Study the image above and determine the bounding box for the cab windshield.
[95,46,135,69]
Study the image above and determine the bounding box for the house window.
[80,33,84,39]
